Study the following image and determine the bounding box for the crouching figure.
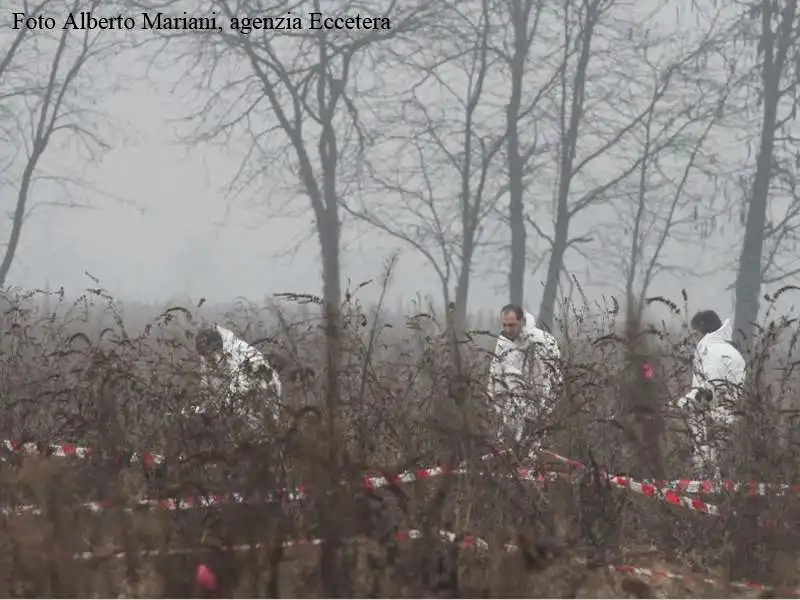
[193,325,283,442]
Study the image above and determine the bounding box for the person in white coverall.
[487,305,563,455]
[676,310,745,478]
[193,325,283,436]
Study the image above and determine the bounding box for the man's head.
[500,304,525,340]
[195,327,223,360]
[690,310,722,342]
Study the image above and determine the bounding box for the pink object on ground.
[195,563,218,591]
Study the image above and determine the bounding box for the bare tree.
[494,0,564,307]
[152,1,433,361]
[589,14,740,479]
[148,0,434,593]
[531,0,710,330]
[0,0,113,287]
[598,15,740,322]
[732,0,800,347]
[346,0,508,328]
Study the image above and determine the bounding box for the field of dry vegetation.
[0,284,798,598]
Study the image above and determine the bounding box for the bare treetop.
[344,0,516,322]
[0,0,131,287]
[147,0,434,221]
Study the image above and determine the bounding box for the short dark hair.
[690,310,722,335]
[196,327,223,356]
[500,304,524,320]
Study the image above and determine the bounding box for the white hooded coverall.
[487,311,562,451]
[196,325,283,428]
[677,318,745,477]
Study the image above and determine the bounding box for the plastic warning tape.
[72,527,800,597]
[360,457,555,492]
[0,440,508,472]
[0,441,724,519]
[0,439,737,518]
[1,465,560,517]
[539,449,800,497]
[0,440,514,470]
[2,492,260,517]
[647,478,800,497]
[6,437,799,500]
[0,449,503,516]
[606,474,721,516]
[72,529,487,561]
[1,440,164,467]
[608,563,800,596]
[541,450,722,517]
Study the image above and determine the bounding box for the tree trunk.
[733,4,786,351]
[536,2,596,330]
[538,215,568,330]
[450,244,473,407]
[506,0,534,308]
[317,105,345,594]
[507,79,526,307]
[508,198,526,307]
[318,206,344,596]
[733,92,779,350]
[454,242,473,328]
[624,302,665,479]
[320,205,342,410]
[0,149,40,287]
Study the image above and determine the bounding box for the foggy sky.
[5,0,790,324]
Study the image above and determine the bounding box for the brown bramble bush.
[0,281,797,597]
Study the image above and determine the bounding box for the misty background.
[1,0,797,341]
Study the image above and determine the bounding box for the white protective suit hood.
[690,318,745,393]
[201,325,283,404]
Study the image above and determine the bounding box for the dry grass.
[0,284,798,597]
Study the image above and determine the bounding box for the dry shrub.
[0,281,797,597]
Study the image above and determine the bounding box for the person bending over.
[193,325,283,437]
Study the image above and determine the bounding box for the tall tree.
[598,13,739,320]
[495,0,563,307]
[346,0,507,327]
[149,0,434,593]
[533,0,690,329]
[533,0,617,328]
[593,14,739,478]
[732,0,800,348]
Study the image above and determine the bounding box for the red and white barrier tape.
[606,475,721,516]
[6,443,797,590]
[0,451,499,516]
[609,563,800,596]
[0,443,724,519]
[6,439,798,592]
[0,440,506,472]
[1,440,164,467]
[1,440,790,520]
[542,450,722,517]
[1,466,561,517]
[72,527,800,597]
[72,528,485,560]
[650,478,800,497]
[3,492,257,517]
[6,438,800,502]
[540,449,800,498]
